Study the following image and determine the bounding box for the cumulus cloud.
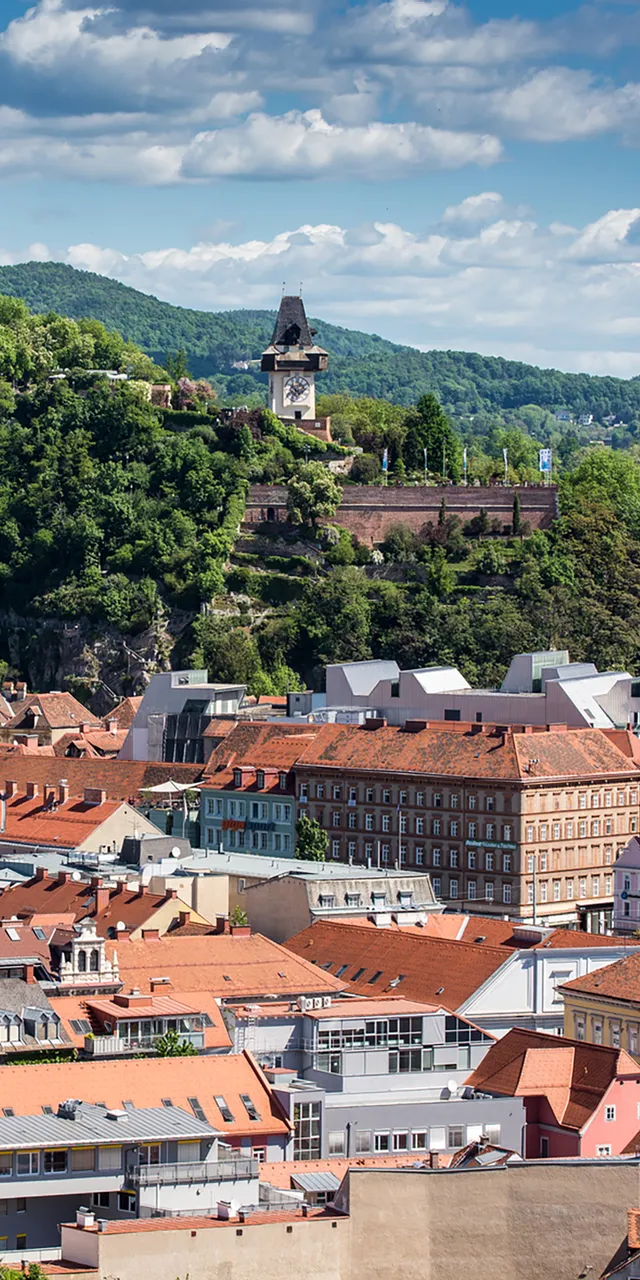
[12,197,640,377]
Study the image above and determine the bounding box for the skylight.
[240,1094,261,1122]
[188,1097,207,1123]
[214,1095,235,1123]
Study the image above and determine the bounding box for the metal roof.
[0,1102,217,1149]
[291,1171,341,1192]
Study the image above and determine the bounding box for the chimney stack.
[4,781,17,799]
[95,886,110,915]
[58,779,69,805]
[26,782,38,799]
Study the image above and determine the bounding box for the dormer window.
[256,770,265,790]
[371,892,387,909]
[398,891,413,908]
[234,769,242,788]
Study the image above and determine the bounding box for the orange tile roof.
[203,722,321,780]
[4,693,102,732]
[536,929,636,950]
[63,1207,340,1235]
[0,759,204,801]
[293,723,640,782]
[202,719,238,740]
[284,919,507,1010]
[53,730,127,758]
[49,989,231,1051]
[340,914,524,947]
[110,931,347,999]
[0,1051,291,1136]
[103,698,143,730]
[628,1209,640,1249]
[560,950,640,1003]
[259,1153,434,1189]
[0,873,190,937]
[466,1027,639,1130]
[0,793,122,848]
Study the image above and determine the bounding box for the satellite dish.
[71,871,81,881]
[447,1079,458,1095]
[116,921,126,931]
[170,846,181,858]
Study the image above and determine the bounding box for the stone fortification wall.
[245,484,558,546]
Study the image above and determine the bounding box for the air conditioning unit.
[313,998,323,1009]
[322,997,332,1008]
[297,996,312,1012]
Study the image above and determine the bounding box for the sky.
[0,0,639,373]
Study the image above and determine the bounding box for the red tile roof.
[535,929,636,950]
[49,989,231,1051]
[203,722,321,780]
[560,950,640,1003]
[0,872,189,937]
[64,1207,340,1235]
[465,1027,639,1130]
[0,1051,292,1137]
[110,931,347,998]
[0,759,204,801]
[0,793,122,848]
[103,698,143,730]
[293,723,640,782]
[53,730,127,758]
[284,919,508,1010]
[628,1209,640,1249]
[4,693,102,732]
[260,1153,435,1189]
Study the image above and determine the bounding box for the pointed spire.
[270,295,314,348]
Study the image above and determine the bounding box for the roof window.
[215,1095,235,1123]
[240,1094,261,1121]
[188,1097,207,1123]
[368,971,383,984]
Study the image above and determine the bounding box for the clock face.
[284,375,310,403]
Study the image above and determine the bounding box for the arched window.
[77,950,87,973]
[90,949,99,972]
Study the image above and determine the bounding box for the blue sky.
[0,0,639,374]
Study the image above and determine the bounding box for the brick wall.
[245,484,558,546]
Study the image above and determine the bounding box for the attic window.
[335,964,349,977]
[368,971,383,984]
[42,1106,53,1116]
[352,968,365,981]
[279,773,288,791]
[278,972,286,979]
[161,1099,173,1108]
[188,1097,207,1123]
[5,929,19,943]
[33,928,46,941]
[201,1013,214,1027]
[223,975,232,982]
[256,771,265,790]
[321,962,333,971]
[214,1095,235,1123]
[122,1100,134,1110]
[2,1109,13,1118]
[240,1094,261,1122]
[70,1019,91,1035]
[234,770,242,787]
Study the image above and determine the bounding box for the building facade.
[293,722,640,927]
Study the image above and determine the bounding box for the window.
[188,1097,208,1123]
[433,793,442,808]
[374,1132,390,1152]
[416,847,424,866]
[328,1132,345,1155]
[449,850,458,868]
[0,1155,11,1178]
[451,794,459,809]
[540,882,547,903]
[118,1192,136,1214]
[416,792,424,807]
[215,1096,235,1123]
[592,877,600,897]
[93,1193,110,1209]
[381,845,390,864]
[293,1102,320,1161]
[348,813,357,830]
[596,1145,612,1157]
[332,811,340,827]
[368,971,383,985]
[332,785,341,801]
[348,787,357,805]
[580,794,587,809]
[15,1234,26,1251]
[503,825,512,841]
[605,1105,616,1122]
[16,1152,38,1177]
[331,840,340,859]
[71,1148,95,1172]
[139,1145,161,1167]
[240,1094,261,1121]
[610,1022,621,1049]
[432,819,441,836]
[449,878,458,899]
[503,883,512,904]
[485,882,494,901]
[392,1132,409,1151]
[468,823,477,839]
[567,821,573,838]
[567,878,574,899]
[382,815,390,833]
[98,1146,122,1171]
[389,1049,424,1073]
[316,784,324,799]
[416,817,424,836]
[485,852,494,871]
[574,1016,585,1041]
[412,1131,428,1150]
[540,853,547,872]
[365,813,374,831]
[553,880,561,901]
[469,795,477,810]
[447,1126,464,1149]
[593,1020,603,1045]
[432,878,441,896]
[44,1150,67,1174]
[579,878,587,899]
[355,1131,371,1153]
[433,848,441,866]
[383,790,391,804]
[540,1137,549,1158]
[450,821,459,837]
[526,827,534,842]
[579,821,587,838]
[366,788,374,803]
[629,1025,639,1056]
[503,854,512,873]
[485,824,495,840]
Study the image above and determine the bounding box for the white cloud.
[180,109,502,179]
[7,195,640,377]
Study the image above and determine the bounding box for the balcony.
[84,1032,205,1056]
[129,1159,257,1187]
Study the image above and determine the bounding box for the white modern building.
[323,652,640,730]
[119,670,245,763]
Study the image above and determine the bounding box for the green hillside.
[0,260,639,423]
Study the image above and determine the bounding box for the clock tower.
[261,295,328,423]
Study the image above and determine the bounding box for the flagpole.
[463,447,467,486]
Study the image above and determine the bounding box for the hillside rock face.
[0,609,191,712]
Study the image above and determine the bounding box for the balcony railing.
[130,1159,257,1187]
[84,1033,205,1056]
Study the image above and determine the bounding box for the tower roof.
[270,296,315,348]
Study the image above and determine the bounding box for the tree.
[403,394,462,480]
[512,493,521,536]
[230,905,248,927]
[154,1027,198,1057]
[438,495,447,526]
[286,461,341,529]
[166,348,190,381]
[296,814,328,861]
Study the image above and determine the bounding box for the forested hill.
[1,259,640,420]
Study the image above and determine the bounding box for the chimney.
[84,787,107,806]
[115,879,127,894]
[150,975,172,991]
[523,725,535,735]
[136,884,146,898]
[23,964,35,984]
[58,780,69,805]
[470,724,483,736]
[143,930,161,943]
[44,783,56,805]
[362,717,386,731]
[301,1204,309,1218]
[164,889,178,900]
[4,781,17,799]
[76,1208,95,1230]
[217,1202,235,1221]
[57,870,71,885]
[90,875,102,888]
[26,782,38,799]
[106,718,118,735]
[15,683,27,703]
[548,723,568,732]
[95,886,110,914]
[178,910,191,927]
[34,867,47,883]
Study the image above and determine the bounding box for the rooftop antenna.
[299,281,303,297]
[281,281,286,297]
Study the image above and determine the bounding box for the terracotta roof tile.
[259,1153,434,1189]
[536,929,636,950]
[4,693,102,732]
[110,931,347,998]
[293,723,640,782]
[0,872,192,937]
[0,1051,291,1137]
[103,698,143,730]
[629,1209,640,1249]
[64,1207,340,1235]
[0,794,123,848]
[466,1027,639,1129]
[49,989,231,1051]
[560,950,640,1002]
[0,759,204,801]
[284,919,507,1010]
[203,723,321,779]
